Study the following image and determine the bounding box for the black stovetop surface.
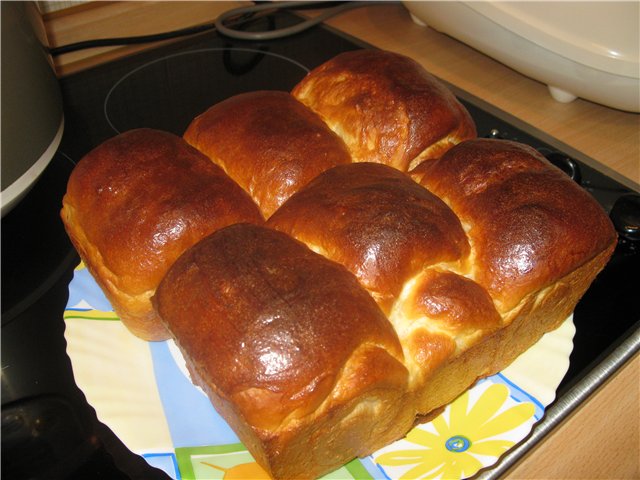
[2,10,638,480]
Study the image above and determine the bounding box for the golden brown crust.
[411,243,615,415]
[292,50,476,171]
[407,270,502,334]
[412,138,617,312]
[267,162,469,314]
[183,90,352,218]
[153,224,408,431]
[60,128,263,340]
[391,269,503,388]
[153,224,411,478]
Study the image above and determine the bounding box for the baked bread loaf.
[292,49,477,171]
[60,128,263,340]
[61,49,617,479]
[153,223,414,480]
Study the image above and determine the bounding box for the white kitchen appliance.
[403,1,640,112]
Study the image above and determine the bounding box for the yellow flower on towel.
[376,383,535,479]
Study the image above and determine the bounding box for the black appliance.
[2,9,638,480]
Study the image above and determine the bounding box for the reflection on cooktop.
[104,48,310,135]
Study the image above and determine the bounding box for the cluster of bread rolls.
[61,49,616,479]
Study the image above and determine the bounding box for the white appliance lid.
[467,1,640,78]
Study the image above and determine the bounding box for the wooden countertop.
[44,2,640,478]
[505,352,639,479]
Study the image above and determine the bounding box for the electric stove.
[2,10,638,480]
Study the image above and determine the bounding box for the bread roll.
[153,223,412,479]
[60,128,263,340]
[267,162,470,315]
[410,138,617,313]
[405,138,617,410]
[292,49,476,171]
[183,90,352,218]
